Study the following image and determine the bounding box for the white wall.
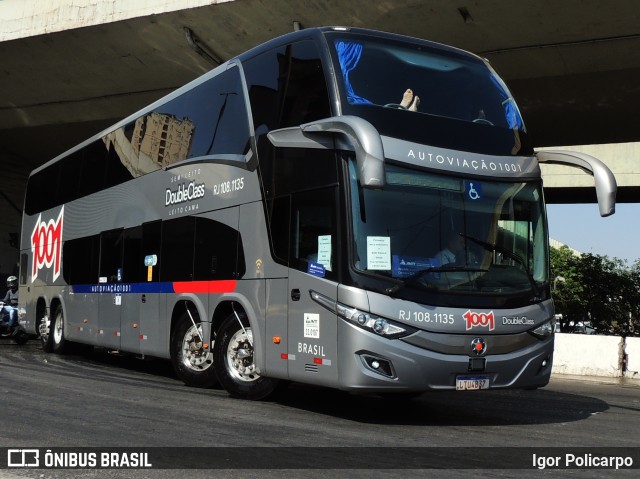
[625,337,640,380]
[0,0,233,41]
[552,333,638,379]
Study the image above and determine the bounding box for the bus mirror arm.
[301,116,385,188]
[536,150,617,217]
[267,116,385,188]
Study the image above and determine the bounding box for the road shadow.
[7,340,609,426]
[268,381,609,427]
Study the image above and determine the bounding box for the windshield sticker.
[304,313,320,339]
[392,255,439,278]
[307,262,326,278]
[465,181,482,201]
[367,236,391,270]
[317,235,332,271]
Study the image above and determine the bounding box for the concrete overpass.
[1,0,639,274]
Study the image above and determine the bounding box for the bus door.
[286,189,339,385]
[120,222,163,356]
[98,229,123,350]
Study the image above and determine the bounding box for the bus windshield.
[326,32,531,156]
[348,161,549,306]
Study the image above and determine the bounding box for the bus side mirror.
[267,116,385,188]
[536,150,617,217]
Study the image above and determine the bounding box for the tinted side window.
[185,67,251,158]
[61,218,245,284]
[260,144,338,269]
[122,226,143,283]
[270,188,338,278]
[268,196,290,265]
[24,170,49,215]
[62,235,99,284]
[24,67,252,216]
[264,147,338,199]
[290,188,338,279]
[78,140,108,197]
[105,142,134,189]
[194,218,246,280]
[131,66,251,167]
[56,152,81,205]
[99,229,124,282]
[244,40,331,137]
[160,217,195,281]
[142,221,162,283]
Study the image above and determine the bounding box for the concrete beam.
[0,0,233,41]
[540,143,640,188]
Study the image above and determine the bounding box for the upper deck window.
[326,32,531,156]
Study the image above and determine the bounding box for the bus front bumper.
[336,320,554,393]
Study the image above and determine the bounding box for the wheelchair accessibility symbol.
[465,181,482,201]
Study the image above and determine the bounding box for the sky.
[546,203,639,265]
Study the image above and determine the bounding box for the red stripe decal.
[172,280,237,294]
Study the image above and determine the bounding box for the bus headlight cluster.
[529,318,555,339]
[336,303,415,339]
[310,290,415,338]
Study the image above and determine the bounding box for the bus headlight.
[529,319,555,339]
[338,304,414,338]
[310,290,415,339]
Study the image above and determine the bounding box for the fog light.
[361,354,395,378]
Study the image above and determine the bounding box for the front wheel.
[170,311,218,388]
[213,312,279,400]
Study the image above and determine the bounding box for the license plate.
[456,375,490,391]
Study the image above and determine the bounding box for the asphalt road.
[1,338,639,479]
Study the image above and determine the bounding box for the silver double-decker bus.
[19,27,616,399]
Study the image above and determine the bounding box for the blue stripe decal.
[72,283,175,294]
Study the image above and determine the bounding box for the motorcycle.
[0,301,29,345]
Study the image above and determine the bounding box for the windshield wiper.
[458,233,542,301]
[385,265,488,296]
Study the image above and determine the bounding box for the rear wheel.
[40,311,53,352]
[170,311,218,388]
[213,311,279,400]
[49,305,68,354]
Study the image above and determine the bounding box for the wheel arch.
[34,296,48,335]
[49,296,63,322]
[211,295,266,372]
[169,298,202,350]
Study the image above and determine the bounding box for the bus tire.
[213,311,279,400]
[170,311,218,388]
[40,311,54,352]
[51,305,68,354]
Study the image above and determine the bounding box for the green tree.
[550,246,584,332]
[550,246,640,336]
